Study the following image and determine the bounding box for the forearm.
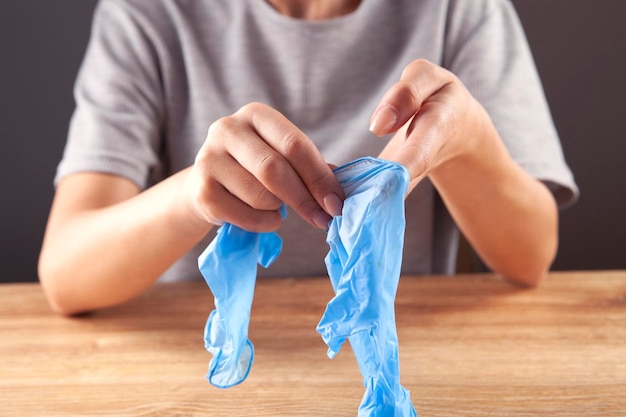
[429,117,558,285]
[39,168,212,315]
[40,103,346,315]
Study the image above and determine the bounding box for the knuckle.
[256,152,286,184]
[193,178,217,208]
[192,180,224,222]
[293,196,320,218]
[194,139,217,164]
[257,190,281,210]
[247,182,281,210]
[407,58,436,77]
[238,101,266,116]
[402,58,431,79]
[396,82,422,110]
[416,59,455,86]
[278,131,303,159]
[207,115,238,140]
[240,211,282,233]
[398,59,453,107]
[305,169,335,195]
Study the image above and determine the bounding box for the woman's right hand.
[186,102,345,232]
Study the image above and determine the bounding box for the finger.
[216,192,283,233]
[225,122,333,229]
[194,127,283,231]
[235,103,345,227]
[212,154,283,212]
[384,85,458,183]
[193,173,282,232]
[369,59,454,137]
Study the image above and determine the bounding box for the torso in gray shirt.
[57,0,578,282]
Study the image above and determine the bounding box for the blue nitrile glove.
[316,157,417,417]
[198,206,286,388]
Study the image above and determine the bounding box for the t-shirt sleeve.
[55,0,165,189]
[443,0,579,208]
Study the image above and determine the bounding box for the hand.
[371,60,559,285]
[371,59,486,190]
[186,102,345,232]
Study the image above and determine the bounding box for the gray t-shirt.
[56,0,578,282]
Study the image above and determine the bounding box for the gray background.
[1,1,625,283]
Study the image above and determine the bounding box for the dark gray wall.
[1,1,625,282]
[514,0,626,270]
[1,1,98,282]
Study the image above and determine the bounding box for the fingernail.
[369,104,399,136]
[312,210,332,230]
[323,193,343,217]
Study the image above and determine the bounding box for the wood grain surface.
[1,271,625,416]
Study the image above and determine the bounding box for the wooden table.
[1,271,625,417]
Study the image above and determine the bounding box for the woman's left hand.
[371,59,486,191]
[371,59,559,286]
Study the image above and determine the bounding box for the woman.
[39,0,578,315]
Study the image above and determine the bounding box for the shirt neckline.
[248,0,369,31]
